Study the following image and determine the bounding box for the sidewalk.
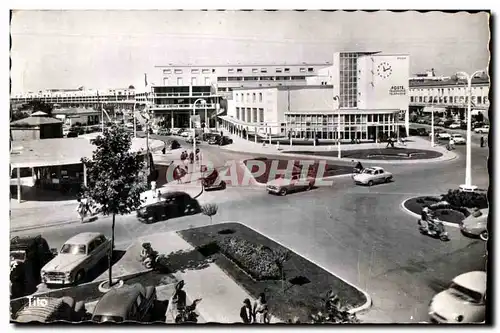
[220,130,457,164]
[113,232,280,323]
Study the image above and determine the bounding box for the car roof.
[92,284,145,318]
[10,235,42,251]
[162,191,190,198]
[370,167,384,171]
[15,297,69,323]
[452,271,487,294]
[65,232,103,245]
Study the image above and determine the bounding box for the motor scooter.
[417,219,450,241]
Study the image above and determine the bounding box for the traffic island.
[243,158,352,184]
[287,147,443,160]
[178,222,368,323]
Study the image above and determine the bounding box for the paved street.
[10,134,489,323]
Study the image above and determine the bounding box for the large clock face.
[377,61,393,79]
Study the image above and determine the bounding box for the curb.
[400,197,461,229]
[11,218,83,233]
[216,220,373,315]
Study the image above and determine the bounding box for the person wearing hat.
[240,298,253,324]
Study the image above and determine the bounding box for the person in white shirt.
[448,137,455,150]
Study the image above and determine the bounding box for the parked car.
[428,271,486,323]
[448,122,462,129]
[436,131,451,140]
[167,139,181,150]
[353,167,393,186]
[14,296,87,323]
[202,169,226,191]
[136,191,201,223]
[209,135,233,146]
[186,136,201,144]
[451,134,466,145]
[473,121,485,129]
[125,122,134,129]
[10,235,55,298]
[474,125,489,134]
[409,127,428,136]
[156,128,170,136]
[91,283,157,323]
[180,131,190,138]
[460,208,488,241]
[266,173,315,196]
[437,120,445,127]
[416,118,428,124]
[41,232,111,286]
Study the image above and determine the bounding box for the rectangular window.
[308,68,314,72]
[247,108,251,122]
[218,77,227,82]
[241,108,245,122]
[247,93,250,102]
[410,96,414,103]
[237,68,243,73]
[177,77,183,85]
[259,108,264,122]
[218,87,226,92]
[261,68,267,73]
[163,69,172,74]
[191,77,197,85]
[242,94,245,103]
[259,93,262,102]
[236,107,240,120]
[284,68,290,73]
[276,68,282,73]
[419,97,423,102]
[252,68,258,73]
[252,93,256,102]
[202,69,210,74]
[174,69,183,74]
[204,77,210,85]
[235,93,239,102]
[300,68,306,73]
[228,77,239,81]
[191,69,199,74]
[228,68,234,73]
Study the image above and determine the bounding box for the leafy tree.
[19,99,54,116]
[81,124,147,288]
[201,203,218,224]
[128,85,135,89]
[310,290,360,324]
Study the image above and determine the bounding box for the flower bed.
[404,196,470,224]
[442,189,488,209]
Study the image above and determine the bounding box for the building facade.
[221,51,410,142]
[408,76,490,119]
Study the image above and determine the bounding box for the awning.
[422,106,446,113]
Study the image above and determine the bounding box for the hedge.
[441,189,488,209]
[217,236,281,280]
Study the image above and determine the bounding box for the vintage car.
[353,167,393,186]
[208,135,233,146]
[186,136,201,144]
[460,208,488,241]
[13,296,87,323]
[201,169,226,191]
[474,125,489,134]
[136,191,201,223]
[10,235,55,298]
[448,122,462,129]
[156,128,170,136]
[41,232,111,286]
[266,173,315,196]
[428,271,486,323]
[91,283,157,323]
[451,134,466,145]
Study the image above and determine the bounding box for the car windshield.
[10,250,26,261]
[93,315,124,323]
[60,244,86,255]
[449,283,483,304]
[362,169,375,175]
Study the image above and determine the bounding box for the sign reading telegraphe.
[389,86,406,96]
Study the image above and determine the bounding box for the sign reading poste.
[389,86,406,96]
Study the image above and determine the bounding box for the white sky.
[10,10,490,93]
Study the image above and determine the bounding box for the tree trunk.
[108,213,116,287]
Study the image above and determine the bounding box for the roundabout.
[286,147,443,161]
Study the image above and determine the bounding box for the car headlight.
[455,315,464,322]
[41,270,47,276]
[65,271,71,276]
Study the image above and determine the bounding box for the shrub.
[442,189,488,209]
[416,198,424,204]
[217,236,281,280]
[424,196,439,202]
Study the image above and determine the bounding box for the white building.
[221,51,410,142]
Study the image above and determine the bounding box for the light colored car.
[451,134,466,145]
[41,232,111,285]
[474,125,489,134]
[353,167,393,186]
[180,131,190,138]
[460,208,488,241]
[267,173,315,196]
[428,271,486,323]
[436,132,451,140]
[448,122,462,129]
[125,122,134,129]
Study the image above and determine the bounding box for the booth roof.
[10,136,164,169]
[10,116,62,127]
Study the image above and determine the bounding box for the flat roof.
[10,136,164,169]
[232,85,334,91]
[154,62,331,68]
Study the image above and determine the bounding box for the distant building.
[10,111,63,141]
[52,107,102,126]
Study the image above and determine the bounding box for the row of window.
[410,96,489,105]
[235,107,265,123]
[285,113,397,124]
[235,92,263,103]
[410,86,486,94]
[217,76,307,82]
[163,67,316,75]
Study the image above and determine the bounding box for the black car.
[409,127,429,136]
[10,235,55,298]
[209,135,233,146]
[169,140,181,150]
[136,191,201,223]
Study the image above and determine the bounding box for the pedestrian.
[162,141,167,154]
[480,136,484,148]
[220,131,223,138]
[253,293,270,324]
[449,137,455,150]
[172,280,187,313]
[76,198,87,223]
[189,151,194,164]
[156,190,162,202]
[240,298,253,324]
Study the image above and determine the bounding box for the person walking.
[448,137,455,150]
[253,293,270,324]
[240,298,253,324]
[76,198,87,223]
[480,136,485,148]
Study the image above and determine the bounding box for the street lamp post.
[133,102,138,138]
[192,98,206,170]
[456,69,485,192]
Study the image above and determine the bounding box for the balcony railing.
[410,100,490,109]
[153,92,214,97]
[151,103,216,109]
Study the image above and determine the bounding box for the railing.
[410,101,490,109]
[153,92,214,97]
[151,103,216,109]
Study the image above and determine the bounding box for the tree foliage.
[310,290,360,324]
[201,203,218,224]
[80,125,146,215]
[19,99,54,116]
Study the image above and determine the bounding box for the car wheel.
[307,183,313,191]
[279,188,287,196]
[75,270,85,284]
[480,231,488,241]
[368,180,374,187]
[220,181,226,190]
[385,177,391,183]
